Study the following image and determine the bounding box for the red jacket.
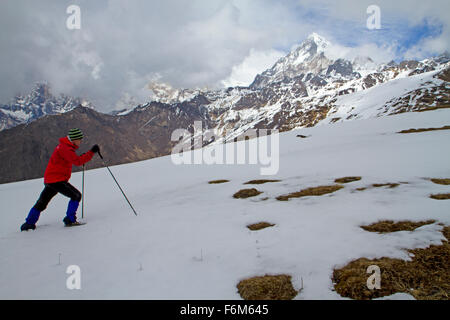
[44,137,94,184]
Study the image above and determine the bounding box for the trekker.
[21,128,100,231]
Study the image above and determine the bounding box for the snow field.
[0,108,449,299]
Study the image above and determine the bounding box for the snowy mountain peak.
[250,33,333,88]
[307,32,331,53]
[147,81,205,105]
[29,82,52,104]
[0,82,95,131]
[287,33,330,66]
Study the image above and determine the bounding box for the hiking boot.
[21,222,36,232]
[63,216,84,227]
[63,216,76,226]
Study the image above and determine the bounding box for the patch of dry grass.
[372,183,400,188]
[361,220,436,233]
[233,188,263,199]
[416,105,450,113]
[276,184,344,201]
[237,274,298,300]
[208,179,230,184]
[244,179,281,185]
[355,187,367,191]
[398,125,450,134]
[335,176,362,184]
[430,193,450,200]
[430,178,450,185]
[330,117,341,123]
[247,222,275,231]
[332,226,450,300]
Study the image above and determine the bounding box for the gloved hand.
[90,144,100,154]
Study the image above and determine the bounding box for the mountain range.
[0,33,449,184]
[0,82,95,131]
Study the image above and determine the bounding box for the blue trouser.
[26,182,81,225]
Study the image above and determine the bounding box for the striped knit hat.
[68,128,84,141]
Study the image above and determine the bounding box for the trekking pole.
[98,150,138,216]
[82,164,85,219]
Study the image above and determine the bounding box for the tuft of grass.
[430,193,450,200]
[296,134,309,138]
[276,184,344,201]
[330,117,341,123]
[398,125,450,134]
[355,187,367,191]
[332,226,450,300]
[233,188,263,199]
[247,222,275,231]
[335,176,362,184]
[361,220,436,233]
[372,183,400,188]
[416,105,450,113]
[244,179,281,185]
[208,179,230,184]
[237,274,298,300]
[430,178,450,185]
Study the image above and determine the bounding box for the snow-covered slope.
[323,66,449,124]
[202,59,448,142]
[1,107,449,299]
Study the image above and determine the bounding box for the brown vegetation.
[233,188,263,199]
[276,184,344,201]
[335,176,362,184]
[244,179,281,185]
[237,274,298,300]
[430,193,450,200]
[430,178,450,185]
[208,179,230,184]
[247,222,276,231]
[333,226,450,300]
[361,220,436,233]
[372,183,400,188]
[398,125,450,134]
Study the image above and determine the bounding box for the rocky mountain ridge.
[0,82,94,131]
[0,34,448,183]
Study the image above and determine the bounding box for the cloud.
[323,41,399,64]
[0,0,448,112]
[296,0,450,51]
[221,48,285,87]
[403,28,450,60]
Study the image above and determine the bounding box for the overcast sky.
[0,0,449,112]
